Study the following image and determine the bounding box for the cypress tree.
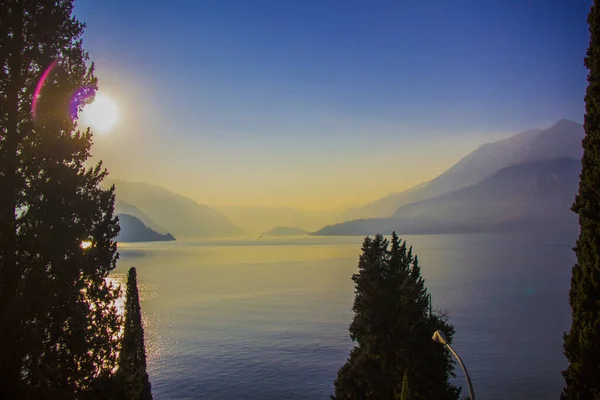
[118,267,152,400]
[397,371,411,400]
[332,233,459,400]
[562,1,600,398]
[0,1,120,398]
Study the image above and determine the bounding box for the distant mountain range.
[214,205,342,235]
[315,119,584,236]
[115,198,169,234]
[105,119,583,238]
[106,180,242,238]
[262,226,310,236]
[116,214,175,242]
[314,158,580,235]
[341,119,583,220]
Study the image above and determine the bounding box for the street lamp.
[432,330,475,400]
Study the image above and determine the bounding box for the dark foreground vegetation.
[0,1,151,398]
[562,1,600,398]
[331,233,461,400]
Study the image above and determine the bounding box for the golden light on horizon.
[80,92,119,133]
[80,240,92,249]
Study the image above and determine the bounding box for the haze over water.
[113,233,574,400]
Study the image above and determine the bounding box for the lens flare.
[31,60,97,124]
[70,85,96,120]
[31,60,58,121]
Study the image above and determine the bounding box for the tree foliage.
[117,267,153,400]
[0,1,121,398]
[398,371,411,400]
[332,233,459,400]
[562,1,600,398]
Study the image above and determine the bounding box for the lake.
[113,232,575,400]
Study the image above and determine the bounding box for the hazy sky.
[75,0,590,210]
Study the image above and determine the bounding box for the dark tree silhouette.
[562,1,600,398]
[398,371,411,400]
[0,1,120,397]
[117,267,153,400]
[332,233,459,400]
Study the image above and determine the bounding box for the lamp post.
[432,330,475,400]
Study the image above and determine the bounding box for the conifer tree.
[397,371,411,400]
[332,233,459,400]
[118,267,153,400]
[0,1,120,397]
[562,1,600,398]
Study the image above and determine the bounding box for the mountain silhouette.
[342,119,583,219]
[215,205,341,236]
[117,214,175,242]
[114,198,169,234]
[261,226,310,236]
[314,158,580,236]
[106,179,242,238]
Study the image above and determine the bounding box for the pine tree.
[397,371,411,400]
[562,1,600,398]
[0,1,121,398]
[118,267,153,400]
[332,233,459,400]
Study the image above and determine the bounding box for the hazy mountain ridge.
[313,157,581,236]
[262,226,310,236]
[214,205,342,236]
[392,157,580,224]
[106,119,583,238]
[116,214,176,242]
[114,198,169,234]
[340,181,431,221]
[342,119,583,219]
[106,179,242,238]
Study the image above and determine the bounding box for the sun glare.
[80,92,119,133]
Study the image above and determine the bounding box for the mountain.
[214,205,341,236]
[262,226,310,236]
[313,158,580,236]
[106,179,242,238]
[117,214,176,242]
[114,198,169,234]
[340,181,431,220]
[343,119,583,219]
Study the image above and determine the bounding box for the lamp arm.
[445,344,475,400]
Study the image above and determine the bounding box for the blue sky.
[75,0,592,208]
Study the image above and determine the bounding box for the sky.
[75,0,591,210]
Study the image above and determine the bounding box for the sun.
[80,92,119,133]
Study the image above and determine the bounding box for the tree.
[397,371,411,400]
[562,1,600,398]
[0,1,121,398]
[117,267,153,400]
[332,233,459,400]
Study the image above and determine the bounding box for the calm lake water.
[113,233,575,400]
